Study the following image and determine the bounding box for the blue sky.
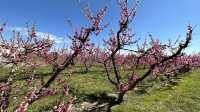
[0,0,200,53]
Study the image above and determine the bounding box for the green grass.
[112,70,200,112]
[66,70,113,102]
[0,67,10,81]
[1,65,200,112]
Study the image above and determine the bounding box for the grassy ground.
[0,66,200,112]
[111,70,200,112]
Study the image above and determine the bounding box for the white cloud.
[36,32,64,44]
[10,27,70,44]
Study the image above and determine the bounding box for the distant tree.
[77,43,96,73]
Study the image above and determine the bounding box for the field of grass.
[0,65,200,112]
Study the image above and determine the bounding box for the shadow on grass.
[82,93,116,104]
[73,70,105,74]
[75,92,117,112]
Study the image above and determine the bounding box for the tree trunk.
[84,63,89,73]
[116,92,125,104]
[105,92,125,112]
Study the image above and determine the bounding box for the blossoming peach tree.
[0,0,199,112]
[100,0,194,107]
[0,4,107,111]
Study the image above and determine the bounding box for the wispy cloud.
[9,27,70,44]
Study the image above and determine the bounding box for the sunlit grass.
[112,70,200,112]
